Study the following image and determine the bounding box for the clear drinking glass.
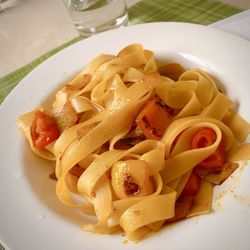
[63,0,129,37]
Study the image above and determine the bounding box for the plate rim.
[1,21,250,109]
[0,21,250,250]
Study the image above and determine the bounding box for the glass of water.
[63,0,129,37]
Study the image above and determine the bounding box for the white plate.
[0,22,250,250]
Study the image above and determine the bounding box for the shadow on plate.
[22,141,95,226]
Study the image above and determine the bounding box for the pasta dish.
[17,44,250,241]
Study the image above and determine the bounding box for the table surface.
[0,0,249,78]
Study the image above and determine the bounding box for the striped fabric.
[129,0,242,25]
[0,0,242,104]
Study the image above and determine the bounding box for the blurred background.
[0,0,249,77]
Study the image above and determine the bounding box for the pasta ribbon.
[17,44,250,242]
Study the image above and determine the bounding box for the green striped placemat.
[0,0,242,104]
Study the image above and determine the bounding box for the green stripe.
[0,37,81,103]
[0,0,242,104]
[128,0,242,25]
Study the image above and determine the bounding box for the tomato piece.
[191,128,225,169]
[135,97,172,140]
[165,196,193,224]
[181,171,201,196]
[31,111,60,149]
[191,128,216,148]
[69,165,84,178]
[49,171,57,180]
[198,141,225,169]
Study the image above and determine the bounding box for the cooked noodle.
[18,44,250,241]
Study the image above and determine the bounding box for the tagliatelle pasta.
[17,44,250,242]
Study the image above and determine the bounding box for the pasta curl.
[18,44,250,242]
